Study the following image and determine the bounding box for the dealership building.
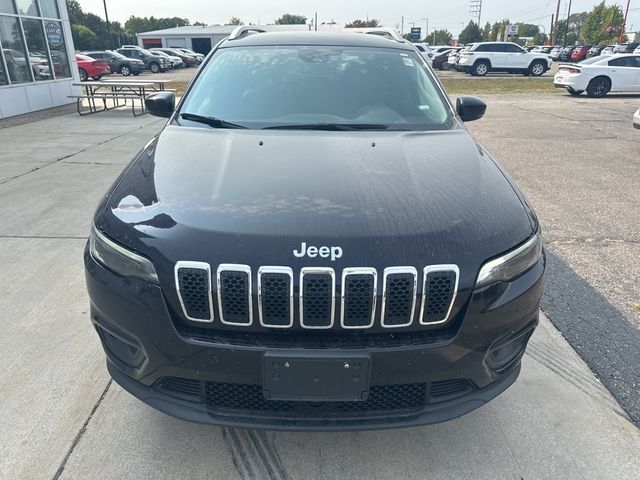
[0,0,78,118]
[136,24,330,54]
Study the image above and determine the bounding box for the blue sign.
[410,27,421,39]
[45,22,62,46]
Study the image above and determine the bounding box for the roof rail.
[228,25,267,41]
[344,27,405,43]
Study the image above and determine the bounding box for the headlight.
[475,233,542,288]
[89,225,159,284]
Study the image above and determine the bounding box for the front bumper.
[85,247,544,430]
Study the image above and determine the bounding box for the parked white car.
[634,108,640,129]
[457,42,552,76]
[554,54,640,97]
[413,43,434,63]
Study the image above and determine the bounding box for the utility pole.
[401,16,404,35]
[564,0,572,46]
[552,0,561,45]
[619,0,631,43]
[550,14,555,44]
[314,12,318,32]
[102,0,114,49]
[470,0,482,25]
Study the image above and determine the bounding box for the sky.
[77,0,640,37]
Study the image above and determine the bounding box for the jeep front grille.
[175,263,458,330]
[175,261,213,322]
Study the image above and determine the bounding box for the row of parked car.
[546,42,640,63]
[75,45,205,81]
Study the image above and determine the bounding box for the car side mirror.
[456,96,487,122]
[145,91,175,118]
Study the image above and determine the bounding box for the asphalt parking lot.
[1,87,639,479]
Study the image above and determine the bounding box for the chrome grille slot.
[258,267,293,328]
[300,268,335,329]
[381,267,417,328]
[217,264,252,326]
[420,265,459,325]
[341,268,377,329]
[175,261,213,323]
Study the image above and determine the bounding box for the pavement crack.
[51,379,112,480]
[545,237,640,246]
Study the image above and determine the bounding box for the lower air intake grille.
[205,382,427,413]
[176,265,212,321]
[430,379,473,399]
[157,377,202,399]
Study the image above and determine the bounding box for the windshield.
[108,51,128,60]
[179,45,453,130]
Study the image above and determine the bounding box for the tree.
[71,24,98,50]
[555,12,588,45]
[430,29,453,45]
[227,17,242,26]
[481,22,492,41]
[345,19,380,28]
[581,2,623,44]
[458,21,483,44]
[275,14,307,25]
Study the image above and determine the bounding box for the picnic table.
[70,78,175,116]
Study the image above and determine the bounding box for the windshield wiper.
[263,123,389,131]
[180,113,248,129]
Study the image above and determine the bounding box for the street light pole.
[102,0,114,49]
[619,0,631,43]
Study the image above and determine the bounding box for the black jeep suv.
[85,28,544,430]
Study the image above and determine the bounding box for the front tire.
[472,61,489,77]
[120,65,131,76]
[78,68,87,82]
[586,77,610,98]
[149,62,160,74]
[529,61,546,77]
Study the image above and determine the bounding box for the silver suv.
[457,42,552,77]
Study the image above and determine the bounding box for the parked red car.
[75,53,110,81]
[570,45,592,62]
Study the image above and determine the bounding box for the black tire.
[132,72,140,76]
[529,60,546,77]
[149,62,160,74]
[78,68,87,82]
[120,64,131,76]
[472,61,490,77]
[586,77,611,98]
[567,88,584,96]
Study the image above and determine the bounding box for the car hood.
[97,125,535,286]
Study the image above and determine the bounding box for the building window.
[39,0,59,19]
[0,15,32,83]
[23,18,53,81]
[0,0,16,14]
[0,1,71,86]
[45,20,70,78]
[15,0,39,16]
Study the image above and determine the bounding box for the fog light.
[97,326,145,368]
[486,328,533,373]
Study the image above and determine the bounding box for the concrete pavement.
[1,99,639,479]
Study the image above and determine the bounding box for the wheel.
[91,75,103,80]
[149,62,160,73]
[78,68,87,82]
[472,61,489,77]
[120,65,131,76]
[586,77,610,98]
[567,88,583,96]
[529,61,546,77]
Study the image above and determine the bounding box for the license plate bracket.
[263,353,371,401]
